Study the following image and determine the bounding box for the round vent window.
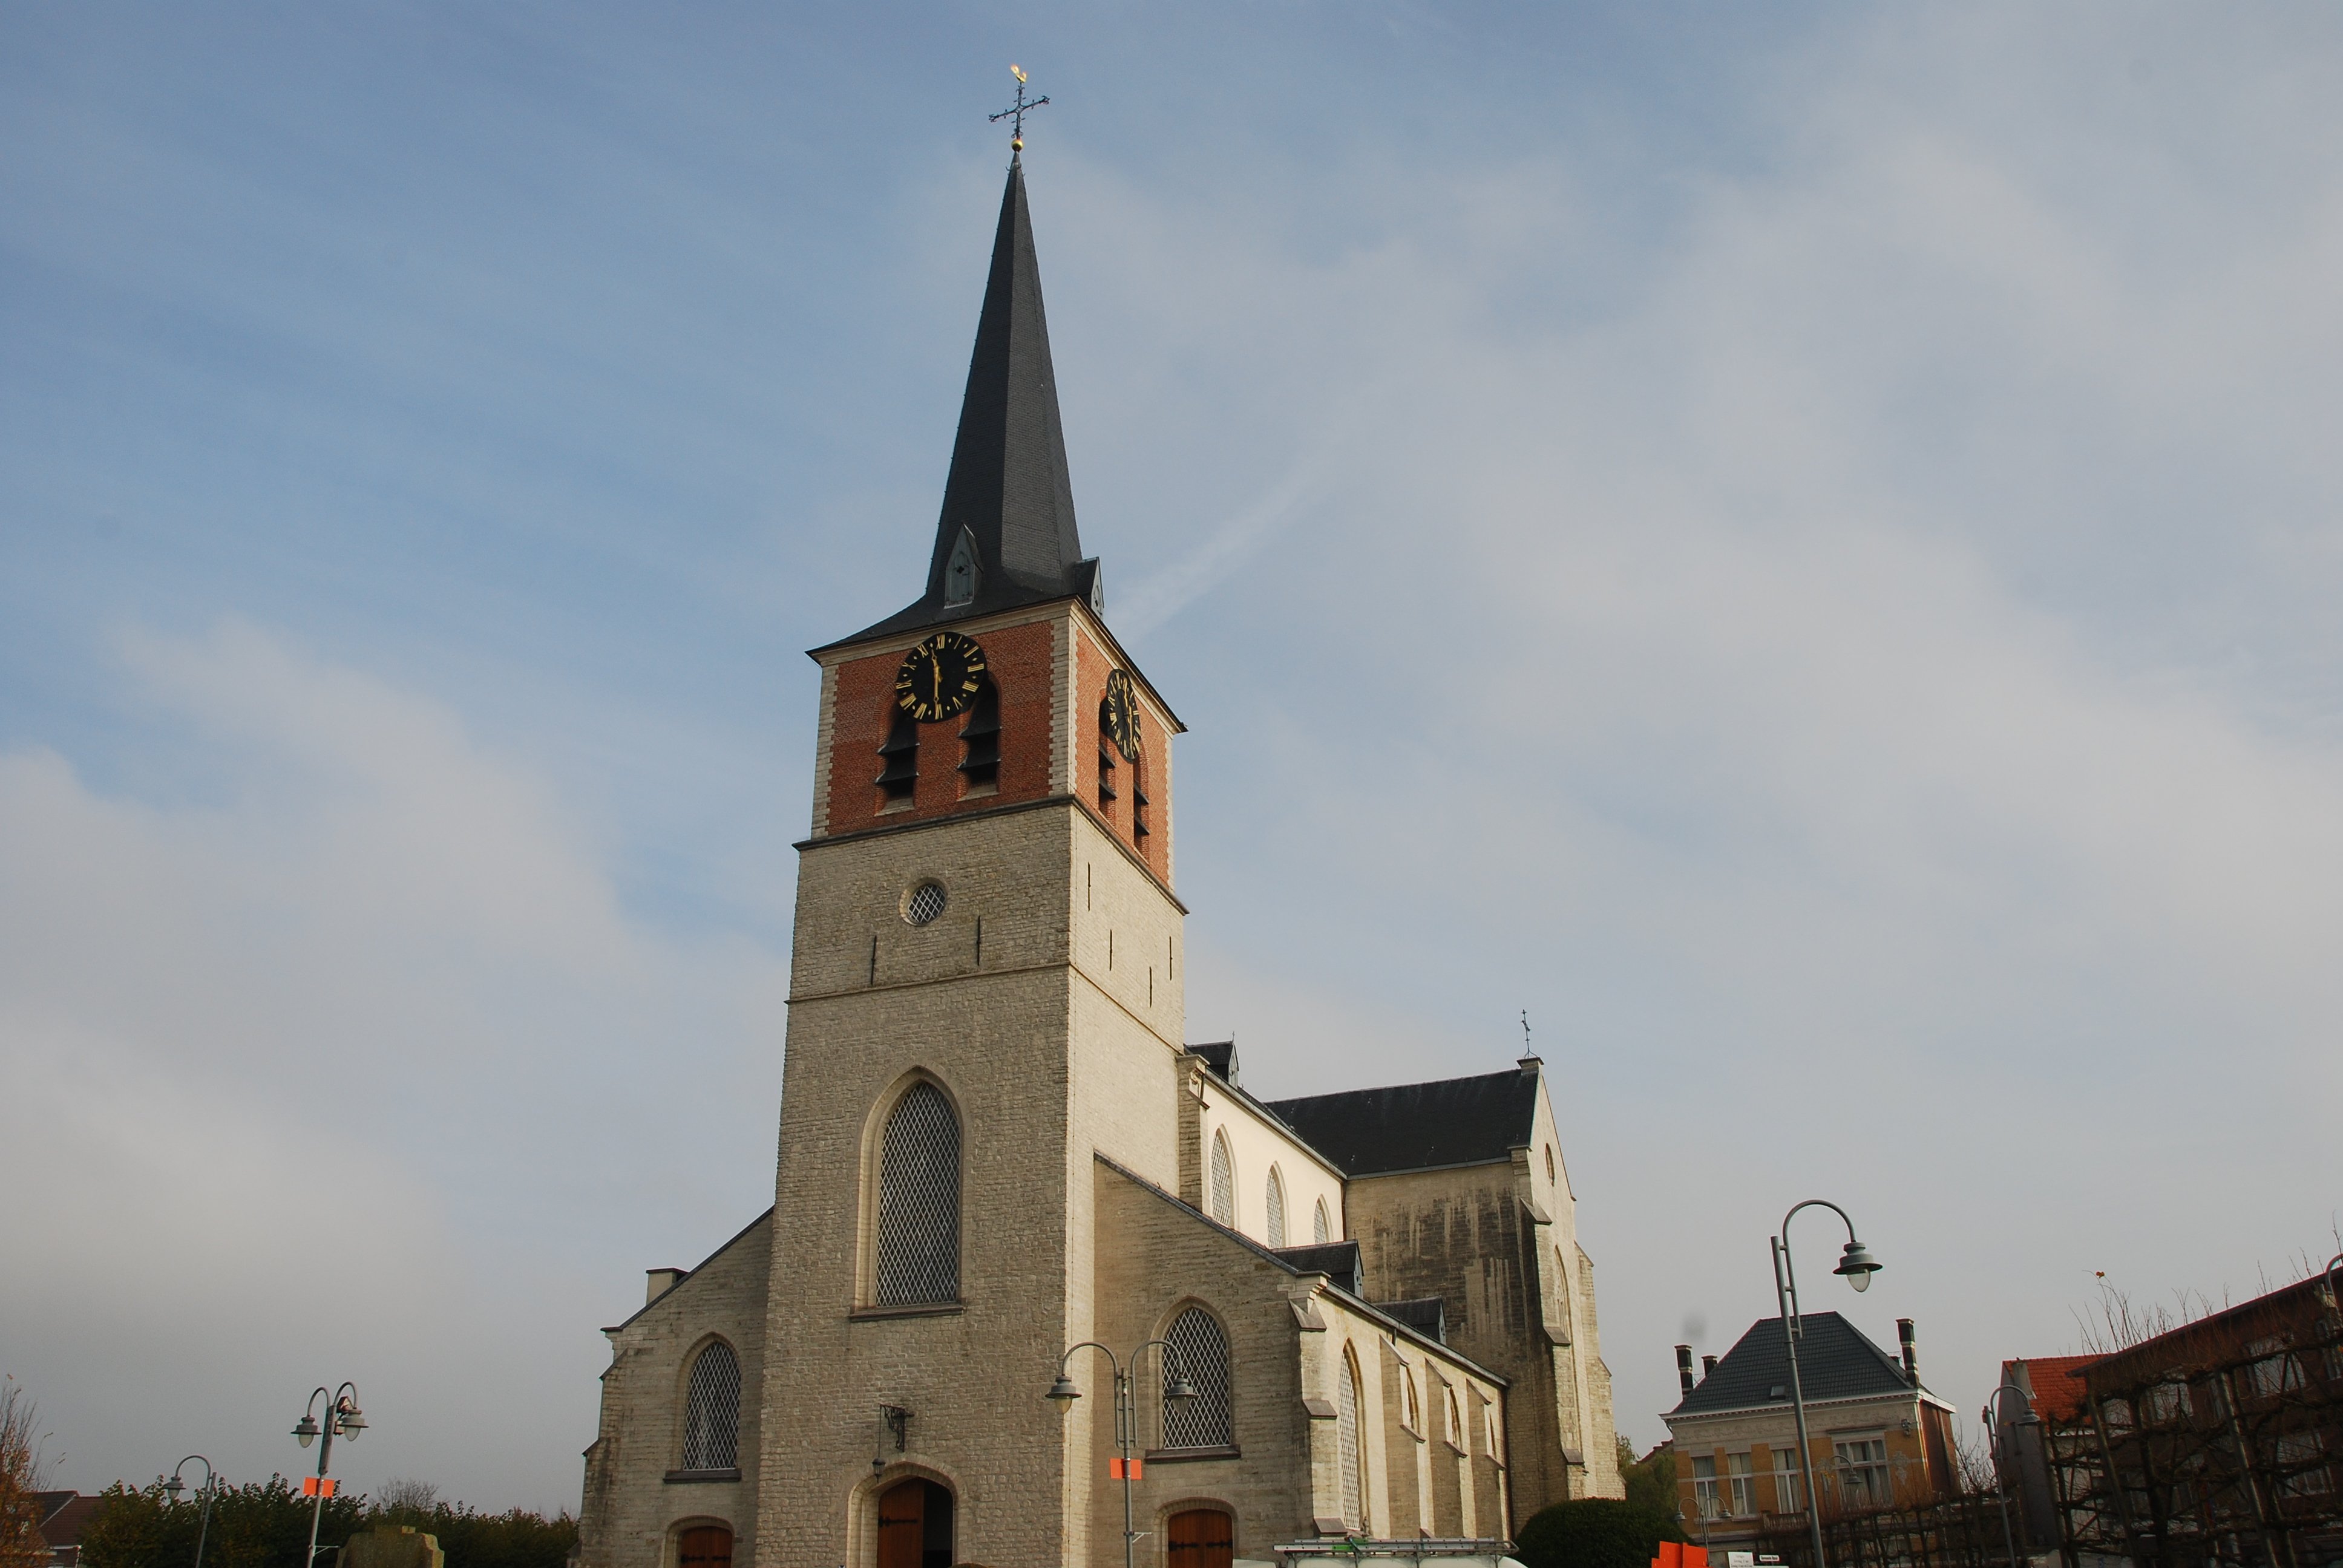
[902,881,948,927]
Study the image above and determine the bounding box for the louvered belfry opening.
[1208,1132,1234,1227]
[1096,700,1118,812]
[1161,1307,1233,1449]
[958,677,1000,791]
[876,710,919,804]
[875,1082,962,1305]
[681,1341,741,1471]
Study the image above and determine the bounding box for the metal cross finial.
[1521,1010,1532,1050]
[989,64,1050,152]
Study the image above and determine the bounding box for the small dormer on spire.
[834,138,1099,648]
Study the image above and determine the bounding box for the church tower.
[578,144,1608,1568]
[756,152,1189,1568]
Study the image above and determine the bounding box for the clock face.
[895,632,988,722]
[1103,668,1142,762]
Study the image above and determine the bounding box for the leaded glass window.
[681,1341,741,1471]
[1162,1307,1233,1449]
[1208,1132,1233,1226]
[1265,1167,1286,1248]
[1313,1197,1332,1244]
[875,1082,961,1304]
[1337,1347,1365,1529]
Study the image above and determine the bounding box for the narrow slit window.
[876,708,918,805]
[958,677,1000,791]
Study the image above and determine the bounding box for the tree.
[1515,1495,1688,1568]
[0,1379,53,1568]
[1619,1437,1679,1520]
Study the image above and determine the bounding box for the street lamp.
[1047,1340,1200,1568]
[1772,1200,1884,1568]
[1982,1380,2040,1568]
[163,1456,220,1568]
[291,1383,365,1568]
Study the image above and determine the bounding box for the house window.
[874,1082,960,1305]
[1833,1434,1890,1509]
[681,1341,741,1471]
[1772,1449,1804,1513]
[1726,1452,1756,1517]
[1692,1455,1720,1519]
[958,677,1000,792]
[1312,1197,1332,1244]
[1208,1131,1234,1227]
[1161,1307,1233,1449]
[1337,1346,1366,1530]
[1265,1167,1287,1248]
[876,709,918,805]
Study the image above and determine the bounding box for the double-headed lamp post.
[163,1455,220,1568]
[291,1383,366,1568]
[1982,1381,2040,1568]
[1047,1341,1200,1568]
[1772,1200,1884,1568]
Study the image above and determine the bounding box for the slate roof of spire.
[1265,1068,1541,1178]
[829,155,1097,650]
[1670,1313,1927,1416]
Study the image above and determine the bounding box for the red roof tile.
[2004,1355,2098,1422]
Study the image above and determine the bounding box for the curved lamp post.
[292,1383,365,1568]
[1982,1381,2040,1568]
[163,1455,220,1568]
[1047,1341,1199,1568]
[1772,1200,1884,1568]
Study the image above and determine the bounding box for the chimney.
[1702,1354,1720,1380]
[646,1267,685,1305]
[1675,1344,1696,1397]
[1898,1318,1919,1385]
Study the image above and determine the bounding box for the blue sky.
[5,1,2341,1515]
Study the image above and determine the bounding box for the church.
[575,148,1622,1568]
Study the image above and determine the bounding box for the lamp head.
[292,1414,320,1449]
[1835,1239,1882,1292]
[1046,1374,1081,1405]
[1166,1374,1201,1403]
[336,1406,365,1440]
[165,1476,185,1499]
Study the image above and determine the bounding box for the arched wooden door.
[876,1478,954,1568]
[677,1526,732,1568]
[1167,1509,1233,1568]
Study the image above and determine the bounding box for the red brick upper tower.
[803,155,1181,890]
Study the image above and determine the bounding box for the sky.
[5,0,2342,1518]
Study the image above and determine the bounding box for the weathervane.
[990,64,1050,153]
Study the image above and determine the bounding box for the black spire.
[839,156,1098,646]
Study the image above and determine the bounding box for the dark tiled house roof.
[1671,1313,1922,1415]
[1266,1068,1539,1178]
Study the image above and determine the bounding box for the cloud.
[0,622,788,1512]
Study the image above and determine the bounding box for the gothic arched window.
[1337,1344,1366,1530]
[1264,1166,1287,1249]
[874,1081,961,1305]
[1445,1385,1464,1449]
[1312,1197,1332,1244]
[1401,1365,1421,1434]
[1162,1306,1233,1449]
[681,1340,741,1471]
[1208,1131,1234,1226]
